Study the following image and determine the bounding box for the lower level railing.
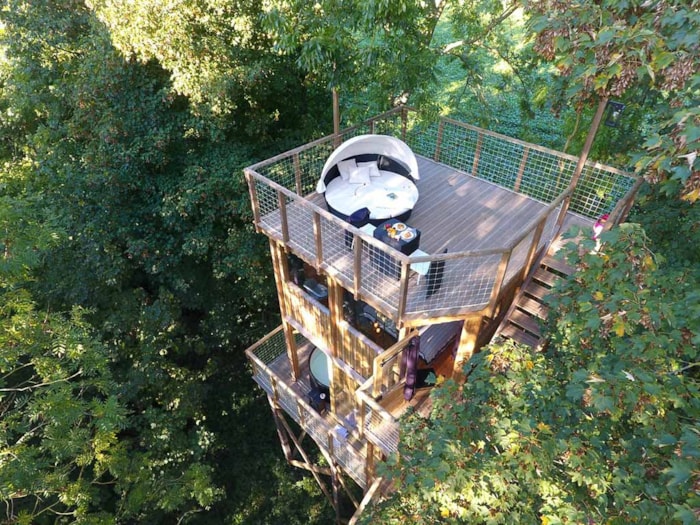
[245,325,403,476]
[245,327,369,488]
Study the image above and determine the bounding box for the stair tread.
[517,295,549,319]
[533,267,561,288]
[523,281,552,301]
[509,308,542,336]
[500,324,541,348]
[541,255,574,276]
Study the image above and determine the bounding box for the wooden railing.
[244,107,641,324]
[246,325,405,459]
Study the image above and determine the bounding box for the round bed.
[316,135,420,225]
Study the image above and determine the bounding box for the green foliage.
[366,224,699,524]
[525,0,700,201]
[1,0,331,522]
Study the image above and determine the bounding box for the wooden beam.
[293,153,303,196]
[277,190,289,244]
[289,460,333,476]
[313,212,323,270]
[452,316,483,382]
[277,410,335,508]
[513,147,530,192]
[434,119,444,162]
[268,397,294,461]
[349,476,385,525]
[472,131,483,177]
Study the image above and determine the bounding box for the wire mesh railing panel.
[370,114,404,139]
[365,410,400,456]
[302,404,333,446]
[519,149,577,203]
[285,201,319,262]
[570,164,636,219]
[475,134,524,189]
[404,252,504,315]
[435,122,480,174]
[254,179,283,228]
[504,233,532,284]
[251,367,274,398]
[333,440,367,488]
[256,155,297,191]
[297,143,334,195]
[357,242,402,313]
[277,386,302,425]
[319,214,354,271]
[404,121,439,159]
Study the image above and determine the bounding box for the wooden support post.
[560,96,609,220]
[434,119,444,162]
[452,316,483,382]
[269,240,300,379]
[268,396,294,461]
[333,88,341,147]
[523,217,547,279]
[486,252,510,317]
[401,105,408,142]
[353,236,363,297]
[396,262,410,321]
[472,132,483,177]
[293,153,303,196]
[513,147,530,192]
[244,170,262,231]
[313,212,324,270]
[327,278,344,415]
[277,190,289,244]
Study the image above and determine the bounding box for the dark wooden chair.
[425,248,447,298]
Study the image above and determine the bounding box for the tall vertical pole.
[556,96,609,231]
[332,88,341,147]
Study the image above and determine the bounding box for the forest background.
[0,1,697,524]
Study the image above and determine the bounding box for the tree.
[0,0,333,522]
[364,224,699,524]
[525,0,700,202]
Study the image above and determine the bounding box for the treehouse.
[243,106,639,522]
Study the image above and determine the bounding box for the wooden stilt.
[452,316,483,382]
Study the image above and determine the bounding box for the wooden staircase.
[496,253,574,349]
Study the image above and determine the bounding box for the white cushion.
[357,161,380,177]
[348,165,371,184]
[337,159,357,181]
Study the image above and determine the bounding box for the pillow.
[348,165,372,184]
[337,159,357,181]
[357,160,381,177]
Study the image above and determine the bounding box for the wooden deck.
[307,156,560,255]
[272,155,594,320]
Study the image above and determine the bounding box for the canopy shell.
[316,134,419,193]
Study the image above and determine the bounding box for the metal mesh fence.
[475,133,524,188]
[570,163,635,219]
[365,409,400,455]
[333,439,367,488]
[404,251,503,315]
[519,149,576,203]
